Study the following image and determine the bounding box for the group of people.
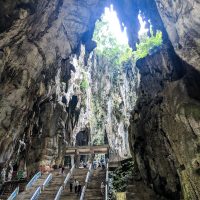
[79,160,90,168]
[69,178,82,196]
[93,158,107,169]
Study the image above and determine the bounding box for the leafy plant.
[93,16,132,68]
[80,74,89,90]
[93,15,163,64]
[133,27,162,60]
[112,160,134,192]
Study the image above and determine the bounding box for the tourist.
[100,181,105,196]
[74,179,79,193]
[83,162,87,168]
[61,166,65,174]
[69,178,73,192]
[79,160,84,168]
[102,162,105,170]
[77,183,82,196]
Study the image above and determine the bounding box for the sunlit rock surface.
[70,45,138,158]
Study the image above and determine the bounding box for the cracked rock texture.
[155,0,200,71]
[0,0,200,199]
[129,42,200,199]
[0,0,106,174]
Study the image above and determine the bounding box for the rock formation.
[0,0,200,199]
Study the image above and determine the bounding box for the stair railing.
[80,164,93,200]
[54,164,75,200]
[80,186,86,200]
[30,186,41,200]
[7,186,19,200]
[63,164,75,189]
[42,173,53,190]
[105,161,109,200]
[26,172,41,191]
[54,186,63,200]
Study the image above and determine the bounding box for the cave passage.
[0,1,199,200]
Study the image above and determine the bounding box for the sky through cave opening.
[93,5,163,62]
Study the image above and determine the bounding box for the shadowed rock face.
[0,0,200,199]
[129,44,200,199]
[0,0,107,173]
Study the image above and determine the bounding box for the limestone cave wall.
[0,0,107,175]
[0,0,200,199]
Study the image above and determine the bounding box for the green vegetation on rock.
[133,27,162,60]
[112,160,134,192]
[93,15,163,64]
[80,73,89,90]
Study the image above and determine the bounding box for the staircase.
[15,174,48,200]
[60,168,88,200]
[38,170,68,200]
[84,168,106,200]
[0,179,27,200]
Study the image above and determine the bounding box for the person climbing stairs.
[84,168,106,200]
[60,168,88,200]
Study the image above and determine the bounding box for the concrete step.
[60,168,88,200]
[83,169,106,200]
[16,174,49,200]
[38,174,66,200]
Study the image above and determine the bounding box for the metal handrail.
[42,173,52,190]
[7,186,19,200]
[80,186,86,200]
[54,186,63,200]
[30,186,41,200]
[88,164,92,172]
[105,161,109,200]
[70,165,75,174]
[63,173,70,188]
[26,172,41,190]
[85,171,90,183]
[80,164,93,200]
[63,165,75,188]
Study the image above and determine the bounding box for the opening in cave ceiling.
[93,5,163,63]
